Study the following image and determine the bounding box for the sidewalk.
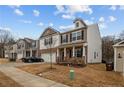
[0,65,68,87]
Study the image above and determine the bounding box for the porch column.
[64,48,66,60]
[64,48,66,57]
[72,46,75,57]
[57,48,59,57]
[56,48,59,62]
[83,46,86,64]
[83,46,85,56]
[30,49,32,57]
[23,50,26,57]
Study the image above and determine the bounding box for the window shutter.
[44,39,46,45]
[82,30,84,40]
[51,37,52,44]
[66,34,68,42]
[70,33,72,42]
[61,35,62,43]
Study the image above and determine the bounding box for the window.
[72,31,82,41]
[32,41,36,48]
[77,31,81,40]
[17,45,21,49]
[44,37,52,46]
[72,32,76,41]
[76,22,79,27]
[94,52,96,59]
[118,53,122,58]
[62,34,67,43]
[75,48,82,57]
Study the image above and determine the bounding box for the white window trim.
[72,31,81,41]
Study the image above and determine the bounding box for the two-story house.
[5,38,39,60]
[39,18,102,64]
[16,38,39,59]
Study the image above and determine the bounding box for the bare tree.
[46,35,57,69]
[119,30,124,40]
[0,29,15,58]
[102,35,116,62]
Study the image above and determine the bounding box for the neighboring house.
[16,38,39,59]
[8,44,17,59]
[5,38,39,60]
[39,18,102,64]
[113,40,124,75]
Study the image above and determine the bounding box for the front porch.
[56,44,87,65]
[24,49,38,57]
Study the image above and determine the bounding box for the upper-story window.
[22,44,24,48]
[62,34,68,43]
[26,43,31,49]
[17,44,21,49]
[77,31,82,40]
[44,37,52,46]
[72,32,76,41]
[76,22,79,27]
[72,31,82,41]
[32,41,36,48]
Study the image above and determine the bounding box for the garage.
[41,52,56,63]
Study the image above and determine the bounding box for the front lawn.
[0,71,22,87]
[0,58,9,64]
[18,63,124,87]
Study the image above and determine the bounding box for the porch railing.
[56,56,86,66]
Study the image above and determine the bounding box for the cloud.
[49,23,53,27]
[91,17,95,20]
[109,16,117,22]
[55,5,65,15]
[109,5,124,11]
[33,10,40,17]
[119,5,124,10]
[98,17,107,29]
[9,5,20,8]
[98,23,107,29]
[55,5,93,20]
[84,20,93,25]
[0,27,11,32]
[19,20,32,24]
[14,9,24,16]
[59,25,74,30]
[109,5,117,11]
[37,22,44,27]
[62,14,74,19]
[66,5,93,15]
[99,17,105,22]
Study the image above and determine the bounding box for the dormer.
[73,18,87,28]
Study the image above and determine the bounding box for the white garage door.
[41,53,56,63]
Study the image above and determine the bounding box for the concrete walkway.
[0,63,68,87]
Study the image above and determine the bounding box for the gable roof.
[73,18,87,27]
[17,38,34,44]
[39,27,60,38]
[113,40,124,47]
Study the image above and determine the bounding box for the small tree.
[46,35,57,69]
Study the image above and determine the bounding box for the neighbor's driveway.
[0,62,68,87]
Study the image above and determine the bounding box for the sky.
[0,5,124,40]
